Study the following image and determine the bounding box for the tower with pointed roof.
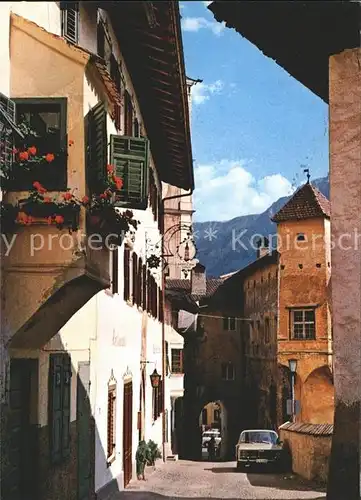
[272,182,334,426]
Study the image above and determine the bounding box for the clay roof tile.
[272,182,330,223]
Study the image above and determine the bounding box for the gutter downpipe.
[161,187,194,463]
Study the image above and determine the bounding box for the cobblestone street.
[115,460,326,500]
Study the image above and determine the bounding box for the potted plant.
[7,119,68,191]
[17,182,81,232]
[146,440,162,468]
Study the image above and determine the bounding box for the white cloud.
[179,2,186,11]
[181,16,225,36]
[191,79,224,105]
[193,160,294,221]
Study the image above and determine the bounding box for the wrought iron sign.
[145,223,198,278]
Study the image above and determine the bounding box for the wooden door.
[123,380,133,487]
[77,362,92,500]
[5,359,37,500]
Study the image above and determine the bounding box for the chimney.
[191,263,206,296]
[256,236,270,259]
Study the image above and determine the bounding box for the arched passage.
[199,400,228,460]
[302,365,334,424]
[182,389,243,461]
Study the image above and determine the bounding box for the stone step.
[166,454,178,461]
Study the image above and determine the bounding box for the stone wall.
[242,260,279,429]
[279,422,332,484]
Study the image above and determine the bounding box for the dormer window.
[296,233,306,241]
[60,2,79,44]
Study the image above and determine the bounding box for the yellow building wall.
[277,217,334,424]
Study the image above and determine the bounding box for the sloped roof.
[103,1,194,190]
[279,421,333,436]
[166,277,223,300]
[272,182,330,223]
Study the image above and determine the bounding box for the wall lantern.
[150,369,161,389]
[288,359,297,373]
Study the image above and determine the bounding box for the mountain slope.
[193,176,329,277]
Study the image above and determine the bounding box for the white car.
[202,429,221,449]
[236,429,287,471]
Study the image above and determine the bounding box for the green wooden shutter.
[89,102,107,194]
[110,134,149,210]
[49,354,64,464]
[62,355,71,459]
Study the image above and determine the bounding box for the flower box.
[18,200,80,231]
[86,208,138,247]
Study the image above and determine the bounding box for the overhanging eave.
[209,0,361,103]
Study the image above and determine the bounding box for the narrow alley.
[114,460,326,500]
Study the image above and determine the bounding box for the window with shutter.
[165,341,170,376]
[157,196,163,233]
[137,256,142,306]
[110,54,121,94]
[10,98,67,191]
[123,247,130,301]
[62,355,71,458]
[158,288,163,322]
[146,270,151,313]
[132,252,137,304]
[107,386,116,461]
[110,134,149,209]
[97,20,105,58]
[124,91,133,135]
[60,2,79,44]
[171,349,183,374]
[112,247,119,294]
[49,353,71,464]
[88,102,107,194]
[142,265,147,310]
[134,118,140,138]
[114,104,122,133]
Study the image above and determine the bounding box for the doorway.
[77,362,92,500]
[5,358,38,500]
[123,380,133,488]
[199,400,228,461]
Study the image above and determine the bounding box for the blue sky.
[180,1,329,222]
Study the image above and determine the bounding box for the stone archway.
[182,387,243,461]
[302,365,334,424]
[199,400,228,460]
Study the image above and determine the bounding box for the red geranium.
[114,176,123,190]
[33,181,47,194]
[107,164,114,173]
[19,151,29,161]
[63,192,73,201]
[54,215,65,225]
[45,153,55,163]
[82,196,90,204]
[27,146,37,156]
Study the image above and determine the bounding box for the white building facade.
[0,2,193,499]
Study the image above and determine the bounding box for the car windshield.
[204,432,219,437]
[239,431,277,444]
